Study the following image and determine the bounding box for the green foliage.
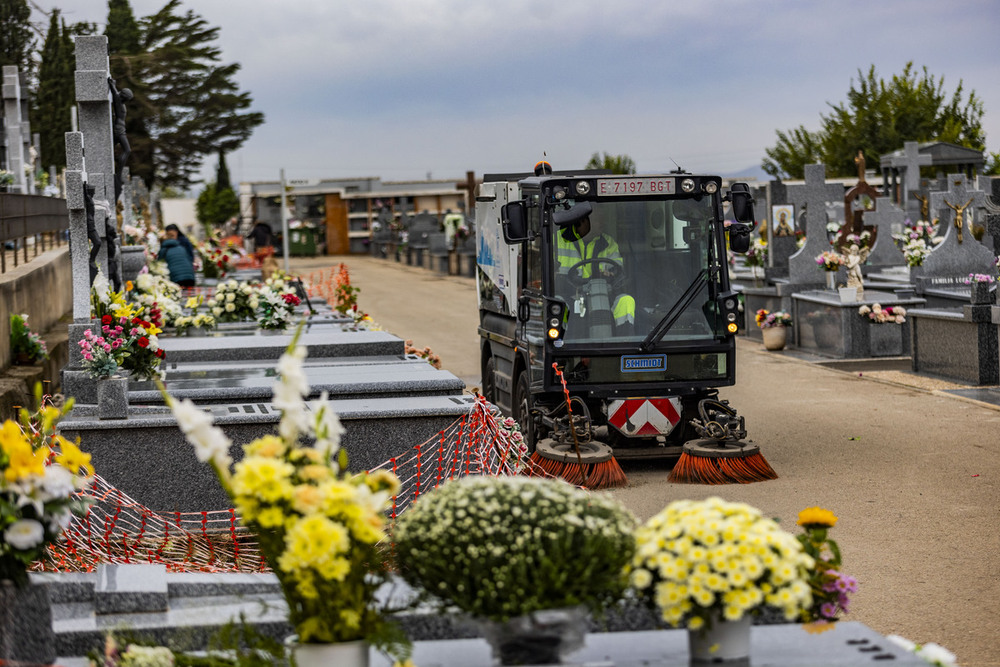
[0,0,35,74]
[764,63,986,179]
[586,152,636,175]
[986,152,1000,176]
[32,10,75,171]
[10,313,48,364]
[197,180,240,227]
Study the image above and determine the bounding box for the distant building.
[238,176,469,255]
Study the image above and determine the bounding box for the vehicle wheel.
[482,357,497,405]
[514,372,536,453]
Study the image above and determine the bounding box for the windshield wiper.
[639,268,708,352]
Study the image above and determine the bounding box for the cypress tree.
[34,10,73,170]
[0,0,35,74]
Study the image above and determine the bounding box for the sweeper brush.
[667,398,777,485]
[528,364,628,489]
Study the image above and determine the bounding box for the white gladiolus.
[4,519,45,550]
[170,398,232,468]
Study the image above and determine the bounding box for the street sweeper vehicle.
[476,165,774,486]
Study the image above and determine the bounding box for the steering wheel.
[565,257,626,289]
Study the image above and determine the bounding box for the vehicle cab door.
[517,194,546,390]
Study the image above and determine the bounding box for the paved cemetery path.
[294,255,1000,667]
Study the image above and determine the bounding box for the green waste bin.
[288,227,317,256]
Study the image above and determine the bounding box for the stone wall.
[0,247,72,416]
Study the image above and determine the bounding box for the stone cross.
[2,65,30,193]
[862,197,907,269]
[121,166,134,229]
[73,35,123,291]
[64,131,93,323]
[890,141,932,217]
[930,174,991,245]
[787,164,846,285]
[920,174,996,283]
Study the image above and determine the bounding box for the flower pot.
[838,286,858,303]
[761,325,787,351]
[97,376,129,420]
[185,326,210,337]
[825,271,837,290]
[688,613,751,663]
[0,579,57,665]
[970,282,995,305]
[288,639,369,667]
[478,606,587,666]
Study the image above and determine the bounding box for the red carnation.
[155,349,165,359]
[102,315,113,325]
[138,337,149,348]
[132,317,141,325]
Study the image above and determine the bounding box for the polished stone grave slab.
[156,327,405,363]
[58,394,477,511]
[126,355,465,403]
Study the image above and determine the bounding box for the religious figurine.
[854,150,867,182]
[914,193,930,222]
[84,183,102,285]
[109,77,133,204]
[843,243,869,295]
[944,197,974,243]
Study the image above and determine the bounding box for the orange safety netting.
[37,397,542,574]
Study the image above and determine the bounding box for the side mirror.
[501,202,529,243]
[728,183,757,226]
[729,223,752,253]
[551,201,593,228]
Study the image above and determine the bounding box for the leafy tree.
[0,0,34,75]
[986,152,1000,177]
[586,152,636,175]
[32,10,75,170]
[764,63,985,179]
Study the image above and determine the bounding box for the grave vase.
[761,325,787,351]
[288,639,369,667]
[825,271,837,290]
[688,612,751,664]
[970,282,995,305]
[0,579,57,665]
[119,245,147,283]
[478,606,587,665]
[97,376,129,420]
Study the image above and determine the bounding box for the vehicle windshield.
[550,196,723,345]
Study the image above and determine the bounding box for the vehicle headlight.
[681,178,696,193]
[575,181,591,195]
[704,181,718,194]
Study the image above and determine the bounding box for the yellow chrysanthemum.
[245,435,286,458]
[256,506,286,528]
[231,456,295,503]
[278,515,350,575]
[291,484,325,515]
[687,616,705,631]
[797,506,838,528]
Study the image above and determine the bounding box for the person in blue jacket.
[158,225,196,287]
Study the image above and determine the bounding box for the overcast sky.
[34,0,1000,188]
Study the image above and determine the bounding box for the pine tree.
[106,0,152,187]
[763,63,985,180]
[110,0,264,190]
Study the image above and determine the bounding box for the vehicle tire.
[482,357,497,406]
[514,372,536,453]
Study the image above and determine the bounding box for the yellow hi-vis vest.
[555,231,635,325]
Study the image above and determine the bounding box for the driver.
[555,215,636,332]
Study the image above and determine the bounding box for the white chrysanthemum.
[4,519,45,550]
